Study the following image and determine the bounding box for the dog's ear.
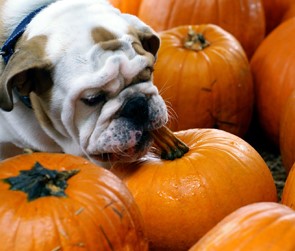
[0,36,53,111]
[122,13,160,56]
[137,31,160,57]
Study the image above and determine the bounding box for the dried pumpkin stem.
[184,26,210,51]
[3,162,79,201]
[151,126,189,160]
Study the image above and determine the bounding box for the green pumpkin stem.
[151,126,189,160]
[184,26,210,51]
[3,162,79,201]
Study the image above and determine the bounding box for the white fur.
[0,0,168,166]
[2,0,54,36]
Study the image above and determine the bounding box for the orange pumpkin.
[112,128,278,251]
[112,0,265,59]
[0,153,148,251]
[250,17,295,146]
[280,91,295,173]
[154,24,254,136]
[262,0,295,34]
[108,0,142,15]
[281,162,295,207]
[189,202,295,251]
[283,5,295,23]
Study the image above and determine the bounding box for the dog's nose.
[121,96,149,127]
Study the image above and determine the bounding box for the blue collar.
[1,5,48,109]
[0,5,48,64]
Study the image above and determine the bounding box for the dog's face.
[0,0,168,163]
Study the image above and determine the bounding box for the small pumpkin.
[189,202,295,251]
[154,24,254,136]
[112,127,278,251]
[250,17,295,145]
[0,153,148,251]
[280,91,295,173]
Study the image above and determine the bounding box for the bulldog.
[0,0,168,166]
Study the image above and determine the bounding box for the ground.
[244,118,287,200]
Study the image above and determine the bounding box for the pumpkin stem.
[3,162,79,201]
[151,126,189,160]
[184,26,210,51]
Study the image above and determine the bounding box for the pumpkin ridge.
[49,197,89,250]
[166,0,177,30]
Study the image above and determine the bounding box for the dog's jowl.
[0,0,168,165]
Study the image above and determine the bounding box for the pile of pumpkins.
[2,0,295,250]
[111,0,295,173]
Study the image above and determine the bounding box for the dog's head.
[0,0,168,163]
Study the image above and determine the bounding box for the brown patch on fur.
[128,28,160,57]
[131,67,153,84]
[0,35,52,111]
[30,86,70,148]
[91,27,121,51]
[30,91,65,141]
[91,27,159,84]
[131,41,146,56]
[128,28,160,84]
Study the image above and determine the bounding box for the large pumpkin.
[0,153,148,251]
[280,91,295,173]
[108,0,142,15]
[189,202,295,250]
[283,5,295,23]
[112,128,278,251]
[262,0,295,34]
[110,0,265,59]
[154,24,253,136]
[250,17,295,145]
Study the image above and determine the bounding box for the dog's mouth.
[90,131,153,162]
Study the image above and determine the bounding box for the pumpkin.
[108,0,142,15]
[189,202,295,251]
[283,5,295,23]
[250,17,295,146]
[111,127,278,251]
[281,162,295,207]
[111,0,265,59]
[0,153,148,251]
[262,0,295,34]
[280,91,295,173]
[153,24,254,136]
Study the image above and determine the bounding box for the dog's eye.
[81,93,106,106]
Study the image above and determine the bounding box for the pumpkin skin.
[189,202,295,251]
[250,18,295,146]
[110,0,264,59]
[109,0,142,15]
[281,162,295,207]
[137,0,264,59]
[0,153,148,251]
[283,5,295,23]
[154,24,254,136]
[280,91,295,173]
[262,0,295,34]
[111,128,278,251]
